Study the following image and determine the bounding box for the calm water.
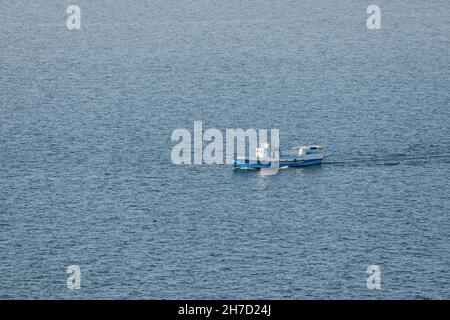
[1,1,449,299]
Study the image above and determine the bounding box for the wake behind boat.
[233,143,324,169]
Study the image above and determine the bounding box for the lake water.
[0,0,449,299]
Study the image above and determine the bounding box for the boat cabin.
[256,144,324,159]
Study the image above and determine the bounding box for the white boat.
[233,143,324,168]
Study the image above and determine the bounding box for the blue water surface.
[0,0,449,299]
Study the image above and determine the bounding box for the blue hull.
[233,159,322,168]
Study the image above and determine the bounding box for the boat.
[232,143,324,169]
